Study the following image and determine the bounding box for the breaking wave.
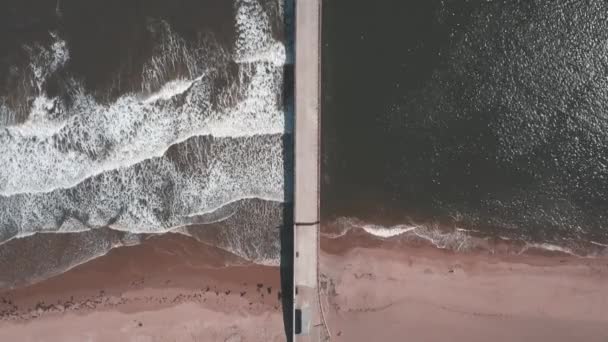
[0,0,292,282]
[0,134,289,242]
[0,197,285,289]
[0,7,288,197]
[325,217,608,257]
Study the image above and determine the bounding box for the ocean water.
[322,0,608,253]
[0,0,293,288]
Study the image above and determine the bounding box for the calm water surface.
[322,0,608,247]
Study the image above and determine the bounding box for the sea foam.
[0,24,287,197]
[0,0,292,249]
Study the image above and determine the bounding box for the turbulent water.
[323,0,608,254]
[0,0,293,288]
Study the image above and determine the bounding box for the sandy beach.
[319,229,608,342]
[0,234,286,342]
[3,228,608,342]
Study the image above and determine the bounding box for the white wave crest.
[0,134,288,242]
[590,240,608,247]
[143,77,201,104]
[141,21,215,93]
[0,3,288,197]
[519,243,579,256]
[26,32,70,93]
[5,95,68,138]
[333,217,474,251]
[234,0,287,66]
[354,222,418,238]
[329,217,608,256]
[0,32,69,128]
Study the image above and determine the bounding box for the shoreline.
[322,217,608,258]
[320,228,608,341]
[0,233,286,341]
[2,223,607,341]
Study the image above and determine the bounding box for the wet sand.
[320,229,608,342]
[0,233,285,342]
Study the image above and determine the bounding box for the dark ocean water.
[0,0,293,288]
[322,0,608,249]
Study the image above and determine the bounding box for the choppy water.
[0,0,293,287]
[322,0,608,252]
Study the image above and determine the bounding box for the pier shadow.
[279,0,295,341]
[280,199,294,342]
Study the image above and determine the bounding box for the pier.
[293,0,327,340]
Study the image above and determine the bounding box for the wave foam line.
[329,217,608,256]
[352,222,419,238]
[518,243,580,257]
[234,0,287,66]
[336,218,474,250]
[0,134,289,241]
[1,5,288,197]
[1,65,286,197]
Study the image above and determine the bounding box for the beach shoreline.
[0,233,286,341]
[320,229,608,341]
[3,226,608,341]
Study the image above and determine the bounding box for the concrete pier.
[294,0,326,341]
